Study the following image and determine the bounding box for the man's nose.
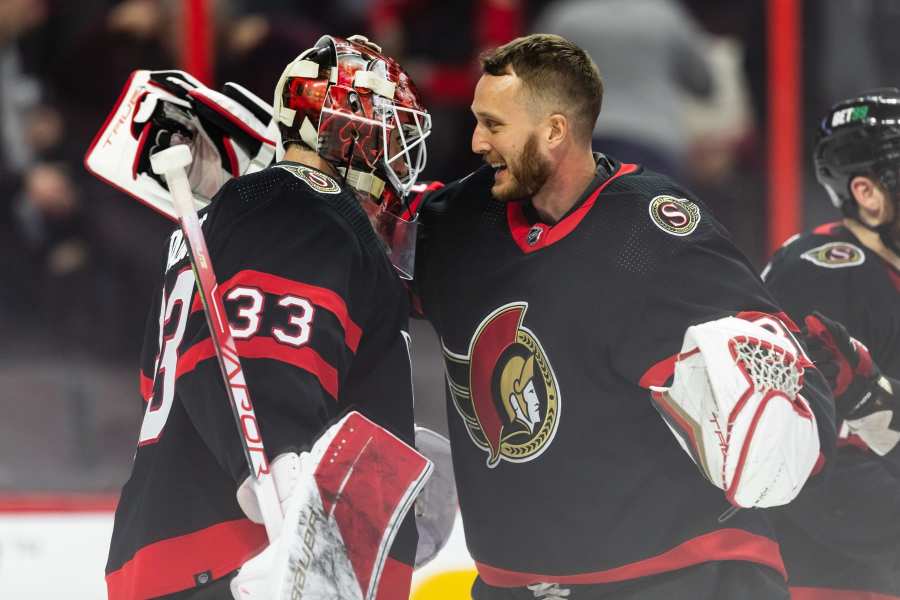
[471,125,490,155]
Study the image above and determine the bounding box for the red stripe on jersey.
[177,337,340,400]
[140,371,153,403]
[106,518,266,600]
[812,221,843,236]
[375,557,413,600]
[791,587,900,600]
[219,270,362,353]
[475,528,785,587]
[507,163,639,254]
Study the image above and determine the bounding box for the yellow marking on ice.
[410,570,478,600]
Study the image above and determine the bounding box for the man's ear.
[850,176,879,210]
[546,113,568,149]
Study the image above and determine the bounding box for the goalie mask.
[273,35,431,278]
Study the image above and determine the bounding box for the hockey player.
[411,34,837,599]
[763,89,900,600]
[86,33,837,600]
[98,36,432,599]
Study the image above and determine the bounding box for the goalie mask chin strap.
[339,167,386,199]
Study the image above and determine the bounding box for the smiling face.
[470,72,553,202]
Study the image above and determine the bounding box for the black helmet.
[814,88,900,217]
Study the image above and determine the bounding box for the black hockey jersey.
[764,221,900,599]
[414,157,836,596]
[106,163,417,600]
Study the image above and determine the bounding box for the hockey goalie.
[90,36,456,600]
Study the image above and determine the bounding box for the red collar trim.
[507,163,638,253]
[812,221,843,236]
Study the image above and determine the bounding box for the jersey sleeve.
[171,193,375,484]
[763,244,855,336]
[610,218,838,474]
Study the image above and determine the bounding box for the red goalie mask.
[273,35,431,278]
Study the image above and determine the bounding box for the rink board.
[0,497,475,599]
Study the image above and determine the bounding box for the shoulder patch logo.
[277,164,341,194]
[648,195,701,236]
[442,302,561,468]
[801,242,865,269]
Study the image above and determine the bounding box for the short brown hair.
[480,33,603,142]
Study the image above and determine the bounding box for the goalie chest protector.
[764,222,900,598]
[415,157,834,590]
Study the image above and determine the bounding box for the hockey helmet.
[814,88,900,217]
[273,35,430,277]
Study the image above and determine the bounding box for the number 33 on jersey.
[138,262,340,445]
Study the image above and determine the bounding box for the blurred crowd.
[1,0,899,492]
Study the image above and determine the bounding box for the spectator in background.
[3,0,178,359]
[0,0,52,336]
[369,0,524,181]
[535,0,713,180]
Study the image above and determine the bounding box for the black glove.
[132,71,276,200]
[803,311,900,455]
[803,311,884,421]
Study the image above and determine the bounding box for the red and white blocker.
[231,411,432,600]
[649,316,820,509]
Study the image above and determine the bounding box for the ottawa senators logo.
[276,164,341,195]
[442,302,560,468]
[649,195,701,236]
[801,242,865,269]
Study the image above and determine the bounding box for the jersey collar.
[507,156,638,253]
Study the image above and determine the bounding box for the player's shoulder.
[214,163,381,256]
[419,165,494,219]
[600,160,724,250]
[770,223,868,272]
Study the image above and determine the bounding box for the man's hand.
[804,311,900,455]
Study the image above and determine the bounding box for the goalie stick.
[150,144,283,541]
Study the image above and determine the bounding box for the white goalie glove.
[85,69,278,220]
[650,316,821,508]
[413,426,458,567]
[231,412,432,600]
